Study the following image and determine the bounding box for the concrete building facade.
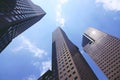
[52,27,98,80]
[82,27,120,80]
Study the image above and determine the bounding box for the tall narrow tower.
[0,0,46,53]
[52,27,98,80]
[82,27,120,80]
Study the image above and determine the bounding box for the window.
[67,54,69,56]
[60,72,62,74]
[64,57,66,59]
[69,74,72,77]
[70,63,72,66]
[71,67,74,70]
[65,59,67,62]
[67,70,70,73]
[73,71,76,74]
[65,78,68,80]
[17,10,21,14]
[4,17,12,22]
[15,15,20,20]
[74,76,78,80]
[60,75,63,79]
[68,57,70,59]
[69,60,71,62]
[11,16,16,21]
[66,62,68,65]
[59,67,62,70]
[67,66,69,68]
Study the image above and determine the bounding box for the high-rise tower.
[82,27,120,80]
[38,70,53,80]
[0,0,46,53]
[52,27,98,80]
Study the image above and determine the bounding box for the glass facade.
[0,0,46,53]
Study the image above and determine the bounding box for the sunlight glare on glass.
[92,30,96,35]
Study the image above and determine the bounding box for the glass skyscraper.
[52,27,98,80]
[82,27,120,80]
[38,70,53,80]
[0,0,46,53]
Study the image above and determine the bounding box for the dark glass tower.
[38,70,53,80]
[0,0,46,53]
[82,27,120,80]
[52,27,98,80]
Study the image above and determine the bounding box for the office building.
[0,0,46,53]
[82,27,120,80]
[38,70,53,80]
[52,27,98,80]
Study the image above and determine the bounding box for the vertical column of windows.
[58,42,79,80]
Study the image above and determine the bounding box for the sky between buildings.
[0,0,120,80]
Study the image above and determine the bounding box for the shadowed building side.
[0,0,16,12]
[38,70,53,80]
[82,27,120,80]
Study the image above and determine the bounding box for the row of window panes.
[57,51,70,62]
[16,3,41,11]
[59,62,74,75]
[97,52,119,66]
[100,61,119,74]
[58,56,71,67]
[17,1,31,8]
[60,71,78,80]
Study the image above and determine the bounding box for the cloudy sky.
[0,0,120,80]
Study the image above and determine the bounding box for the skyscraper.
[0,0,46,53]
[82,27,120,80]
[38,70,53,80]
[52,27,98,80]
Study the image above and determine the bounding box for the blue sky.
[0,0,120,80]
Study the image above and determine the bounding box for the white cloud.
[96,0,120,11]
[41,60,51,75]
[23,75,37,80]
[22,60,51,80]
[56,0,69,27]
[60,0,68,4]
[12,35,47,58]
[33,61,41,68]
[32,60,51,76]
